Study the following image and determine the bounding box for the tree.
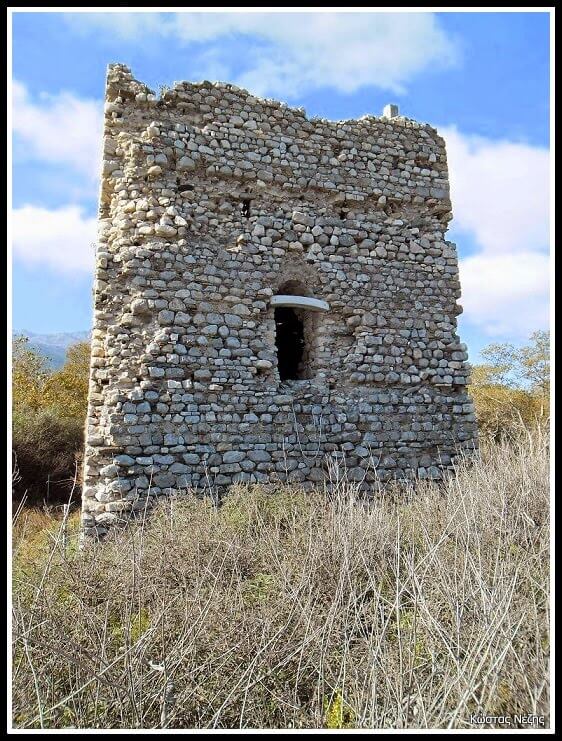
[480,330,550,395]
[470,331,550,438]
[12,335,51,414]
[519,330,550,401]
[42,342,91,421]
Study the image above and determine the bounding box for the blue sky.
[11,10,551,362]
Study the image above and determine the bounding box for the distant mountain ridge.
[13,330,91,368]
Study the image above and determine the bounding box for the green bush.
[12,409,84,505]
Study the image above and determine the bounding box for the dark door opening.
[274,307,305,381]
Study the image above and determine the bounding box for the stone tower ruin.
[81,63,478,537]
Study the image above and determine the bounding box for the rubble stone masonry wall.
[82,63,478,537]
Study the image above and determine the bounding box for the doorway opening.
[274,307,305,381]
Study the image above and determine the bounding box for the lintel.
[271,295,330,312]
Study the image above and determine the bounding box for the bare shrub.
[11,430,550,730]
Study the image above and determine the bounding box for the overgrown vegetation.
[12,336,90,505]
[11,430,549,729]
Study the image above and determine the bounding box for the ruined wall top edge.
[105,63,444,142]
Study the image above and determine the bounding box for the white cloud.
[441,128,550,339]
[459,251,549,337]
[12,205,97,273]
[65,11,458,97]
[12,81,103,181]
[443,127,550,254]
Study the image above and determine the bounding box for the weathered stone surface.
[81,63,478,536]
[222,451,244,464]
[178,156,196,171]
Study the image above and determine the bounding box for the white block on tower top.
[383,104,399,119]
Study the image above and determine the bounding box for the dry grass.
[11,430,550,730]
